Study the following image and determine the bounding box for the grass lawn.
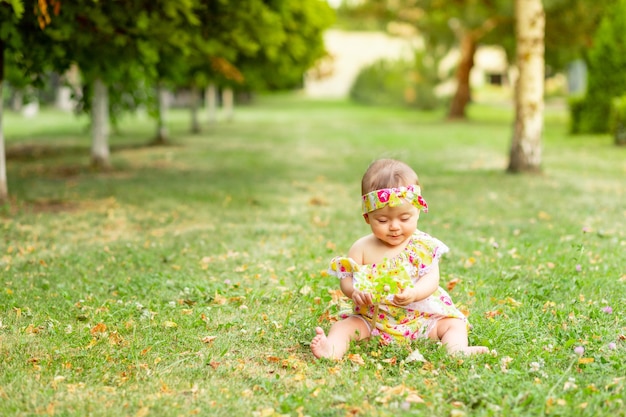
[1,95,625,416]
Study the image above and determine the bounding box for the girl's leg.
[428,318,489,355]
[311,316,370,359]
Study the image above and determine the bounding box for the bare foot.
[452,345,490,356]
[310,327,335,359]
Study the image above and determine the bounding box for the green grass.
[1,95,625,416]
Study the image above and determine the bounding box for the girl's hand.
[352,289,373,307]
[393,264,441,306]
[393,286,420,306]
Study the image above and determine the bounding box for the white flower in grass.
[529,361,542,372]
[500,356,513,373]
[563,378,578,391]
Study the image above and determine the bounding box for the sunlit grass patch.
[1,96,625,416]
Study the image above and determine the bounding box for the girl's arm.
[340,275,373,306]
[393,262,440,306]
[341,241,373,306]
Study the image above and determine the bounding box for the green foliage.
[335,0,615,72]
[544,0,616,69]
[0,0,23,18]
[578,0,626,133]
[567,95,585,134]
[350,59,412,107]
[350,54,440,110]
[1,96,624,416]
[1,1,65,85]
[2,0,332,124]
[237,0,335,91]
[609,95,626,145]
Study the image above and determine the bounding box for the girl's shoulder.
[327,232,449,278]
[407,230,449,254]
[327,234,375,278]
[328,256,360,279]
[401,230,449,274]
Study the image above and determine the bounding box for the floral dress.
[328,230,468,345]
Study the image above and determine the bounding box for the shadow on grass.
[5,141,179,161]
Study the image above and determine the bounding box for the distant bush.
[609,95,626,145]
[349,54,440,110]
[567,95,585,134]
[576,0,626,133]
[349,59,408,107]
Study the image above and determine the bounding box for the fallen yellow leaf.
[108,331,124,345]
[90,323,107,336]
[446,278,461,291]
[201,336,217,344]
[135,407,150,417]
[347,353,365,365]
[213,293,227,305]
[406,393,424,403]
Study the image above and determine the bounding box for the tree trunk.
[448,32,477,120]
[222,87,234,121]
[11,89,23,112]
[91,78,111,169]
[154,83,169,144]
[0,40,9,204]
[190,86,200,133]
[508,0,545,173]
[205,83,217,124]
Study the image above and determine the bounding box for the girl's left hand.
[352,289,373,307]
[393,287,419,306]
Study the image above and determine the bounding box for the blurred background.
[1,0,625,203]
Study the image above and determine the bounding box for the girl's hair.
[361,159,420,195]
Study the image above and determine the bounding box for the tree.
[159,0,258,138]
[0,37,6,204]
[55,1,197,166]
[237,0,335,91]
[336,0,512,118]
[543,0,616,69]
[508,0,545,173]
[577,0,626,133]
[336,0,613,119]
[1,0,29,204]
[138,3,200,143]
[173,0,333,132]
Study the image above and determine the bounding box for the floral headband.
[361,185,428,215]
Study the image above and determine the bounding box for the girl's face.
[365,201,419,247]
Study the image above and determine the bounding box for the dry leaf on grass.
[201,336,217,344]
[108,331,124,346]
[376,384,424,404]
[90,323,107,336]
[347,353,365,365]
[405,348,425,363]
[446,278,461,291]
